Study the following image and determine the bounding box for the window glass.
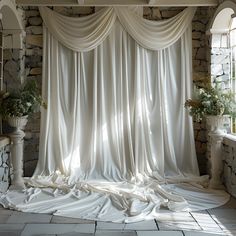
[230,18,236,133]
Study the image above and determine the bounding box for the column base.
[9,181,26,190]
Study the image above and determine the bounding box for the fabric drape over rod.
[0,6,229,223]
[39,6,196,51]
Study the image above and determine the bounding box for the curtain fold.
[39,7,116,52]
[34,17,200,181]
[39,6,196,51]
[115,6,196,50]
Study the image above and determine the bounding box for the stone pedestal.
[208,132,225,189]
[206,116,225,189]
[8,116,28,190]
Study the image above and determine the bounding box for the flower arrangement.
[185,75,236,122]
[0,80,47,118]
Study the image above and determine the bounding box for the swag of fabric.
[0,7,229,223]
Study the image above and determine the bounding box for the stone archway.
[207,1,236,90]
[206,0,236,196]
[207,1,236,134]
[0,0,24,49]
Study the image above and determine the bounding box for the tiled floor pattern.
[0,197,235,236]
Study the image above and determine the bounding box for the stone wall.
[211,33,231,89]
[0,137,10,192]
[222,135,236,197]
[207,33,232,177]
[192,7,214,174]
[3,6,216,176]
[22,6,42,177]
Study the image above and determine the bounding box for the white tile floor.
[0,197,235,236]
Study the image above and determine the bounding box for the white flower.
[202,101,210,106]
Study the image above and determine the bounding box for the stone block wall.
[3,49,25,91]
[3,6,216,176]
[210,33,231,89]
[222,135,236,197]
[22,6,43,176]
[0,137,10,192]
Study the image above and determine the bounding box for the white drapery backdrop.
[0,7,229,222]
[36,6,199,180]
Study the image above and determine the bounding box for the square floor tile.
[124,220,157,231]
[30,235,56,236]
[0,232,22,236]
[21,223,95,236]
[51,215,94,224]
[137,231,183,236]
[184,232,224,235]
[0,214,12,223]
[0,209,15,223]
[218,223,236,230]
[7,212,52,224]
[158,221,201,231]
[60,233,93,236]
[96,222,125,230]
[0,224,25,231]
[0,208,15,216]
[222,229,236,236]
[95,231,137,236]
[155,211,195,222]
[208,209,236,224]
[191,211,222,232]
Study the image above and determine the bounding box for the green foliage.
[0,80,47,118]
[185,82,236,122]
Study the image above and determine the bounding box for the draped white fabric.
[0,7,229,222]
[35,20,199,181]
[38,6,196,51]
[39,7,117,52]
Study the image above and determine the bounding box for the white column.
[206,116,225,189]
[9,128,25,190]
[7,116,28,190]
[208,132,225,189]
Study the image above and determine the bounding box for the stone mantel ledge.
[223,134,236,147]
[0,136,10,148]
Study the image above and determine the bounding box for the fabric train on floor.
[0,174,230,222]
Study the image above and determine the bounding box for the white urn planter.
[206,115,226,189]
[8,116,28,190]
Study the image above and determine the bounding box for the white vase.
[7,115,28,190]
[7,115,28,131]
[206,115,226,135]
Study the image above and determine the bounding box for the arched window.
[230,17,236,132]
[208,1,236,133]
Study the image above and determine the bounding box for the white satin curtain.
[35,6,199,182]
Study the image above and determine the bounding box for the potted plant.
[0,80,47,129]
[185,76,236,134]
[0,80,46,190]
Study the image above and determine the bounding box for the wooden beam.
[16,0,218,6]
[148,0,218,6]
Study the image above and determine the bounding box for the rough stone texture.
[222,136,236,198]
[26,35,43,48]
[0,144,10,192]
[28,16,43,26]
[3,49,24,91]
[210,33,231,90]
[2,6,217,177]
